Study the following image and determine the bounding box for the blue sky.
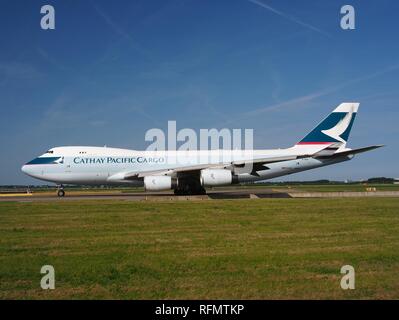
[1,0,398,184]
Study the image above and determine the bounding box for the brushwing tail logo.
[321,106,354,143]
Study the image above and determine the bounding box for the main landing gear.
[57,185,65,197]
[173,179,207,196]
[174,187,206,196]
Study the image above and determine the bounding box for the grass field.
[1,198,399,299]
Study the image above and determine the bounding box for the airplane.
[21,102,382,197]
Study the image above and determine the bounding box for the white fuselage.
[21,146,350,186]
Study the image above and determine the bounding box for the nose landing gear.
[57,185,65,197]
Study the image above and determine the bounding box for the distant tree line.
[252,177,397,185]
[366,177,395,183]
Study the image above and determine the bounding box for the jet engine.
[144,176,177,191]
[200,169,233,187]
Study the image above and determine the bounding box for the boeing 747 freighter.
[21,103,382,196]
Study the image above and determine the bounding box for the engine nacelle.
[144,176,176,191]
[200,169,232,187]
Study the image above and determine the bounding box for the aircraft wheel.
[192,187,206,195]
[198,187,207,195]
[174,187,206,196]
[57,189,65,197]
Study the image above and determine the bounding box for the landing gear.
[57,185,65,197]
[174,179,206,195]
[174,188,205,195]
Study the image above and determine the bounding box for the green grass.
[0,198,398,299]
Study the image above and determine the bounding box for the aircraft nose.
[21,164,31,175]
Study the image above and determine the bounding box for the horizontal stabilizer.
[332,145,384,157]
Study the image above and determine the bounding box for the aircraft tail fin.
[296,102,359,147]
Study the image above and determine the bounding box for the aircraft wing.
[111,144,381,182]
[123,154,311,180]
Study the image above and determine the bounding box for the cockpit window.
[46,150,54,154]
